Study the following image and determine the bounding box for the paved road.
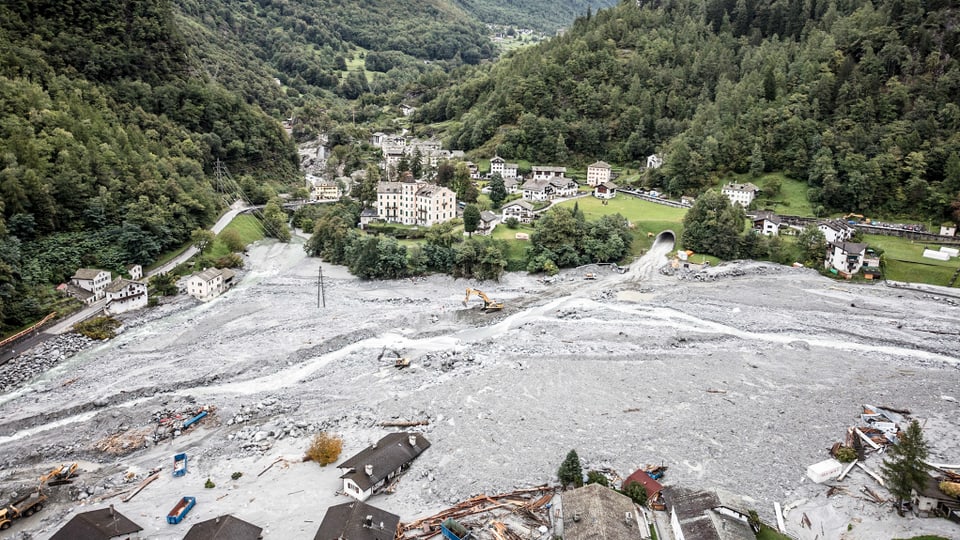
[0,203,251,363]
[148,203,249,278]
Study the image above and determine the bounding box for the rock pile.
[228,418,319,454]
[0,333,94,393]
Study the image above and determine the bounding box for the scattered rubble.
[0,333,94,393]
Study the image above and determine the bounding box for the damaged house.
[338,432,430,502]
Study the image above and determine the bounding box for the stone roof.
[377,182,403,194]
[503,200,534,210]
[361,207,379,218]
[416,185,452,198]
[104,278,141,294]
[50,507,143,540]
[339,432,430,492]
[193,268,224,283]
[314,501,399,540]
[480,211,498,223]
[522,179,551,191]
[589,160,612,169]
[834,242,867,254]
[562,483,640,540]
[597,181,619,190]
[533,165,567,172]
[72,268,108,280]
[184,514,262,540]
[722,182,760,193]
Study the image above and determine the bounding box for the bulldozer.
[462,288,504,312]
[39,463,78,487]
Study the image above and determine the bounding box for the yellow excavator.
[39,463,79,487]
[462,288,504,312]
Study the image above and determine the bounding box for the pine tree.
[880,420,930,514]
[463,205,481,237]
[489,173,507,208]
[557,449,583,488]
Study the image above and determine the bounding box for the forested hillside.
[0,0,298,330]
[452,0,618,31]
[417,0,960,222]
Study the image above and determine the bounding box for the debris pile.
[152,405,215,442]
[400,485,553,539]
[0,333,94,393]
[228,418,319,454]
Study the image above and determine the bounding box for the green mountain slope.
[417,0,960,222]
[453,0,619,31]
[0,0,299,329]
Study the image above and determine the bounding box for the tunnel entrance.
[655,230,676,251]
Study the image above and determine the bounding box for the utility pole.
[317,265,326,308]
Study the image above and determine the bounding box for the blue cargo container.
[166,496,195,524]
[173,453,188,477]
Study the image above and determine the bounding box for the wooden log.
[122,472,159,503]
[837,459,858,481]
[257,457,284,478]
[855,462,885,487]
[380,420,430,427]
[855,428,881,450]
[774,502,785,533]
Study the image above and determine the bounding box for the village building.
[721,182,760,207]
[489,155,519,179]
[186,268,236,301]
[825,241,868,276]
[665,487,754,540]
[184,514,263,540]
[51,507,143,540]
[939,224,956,237]
[593,181,618,200]
[555,483,644,540]
[622,469,665,510]
[369,132,386,147]
[680,195,696,206]
[126,264,143,281]
[523,176,578,202]
[375,176,457,227]
[465,161,481,179]
[338,432,430,502]
[70,268,112,301]
[359,207,379,229]
[504,177,521,194]
[476,211,499,235]
[586,161,612,187]
[104,279,148,315]
[818,219,855,244]
[912,473,960,518]
[646,154,663,169]
[314,500,399,540]
[502,200,536,224]
[307,174,343,200]
[531,165,567,180]
[751,211,781,236]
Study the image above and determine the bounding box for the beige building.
[375,177,457,227]
[586,161,612,186]
[186,268,236,301]
[70,268,112,301]
[721,182,760,207]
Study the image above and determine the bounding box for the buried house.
[337,432,430,501]
[314,500,399,540]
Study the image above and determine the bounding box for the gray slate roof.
[562,483,640,540]
[72,268,107,280]
[184,514,263,540]
[50,507,143,540]
[339,432,430,491]
[314,501,399,540]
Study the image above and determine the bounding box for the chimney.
[109,505,114,517]
[365,464,373,476]
[363,515,373,527]
[408,434,417,446]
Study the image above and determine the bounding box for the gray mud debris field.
[0,235,958,540]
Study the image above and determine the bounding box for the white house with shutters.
[586,161,612,187]
[104,279,148,314]
[186,268,236,301]
[721,182,760,207]
[70,268,112,301]
[502,200,536,223]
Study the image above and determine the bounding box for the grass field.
[208,215,266,259]
[863,234,959,286]
[726,172,815,217]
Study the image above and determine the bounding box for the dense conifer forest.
[417,0,960,222]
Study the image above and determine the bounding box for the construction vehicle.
[843,213,871,224]
[39,463,78,487]
[394,357,410,369]
[462,288,504,312]
[0,490,47,530]
[584,273,597,280]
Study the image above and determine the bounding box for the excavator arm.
[462,288,504,312]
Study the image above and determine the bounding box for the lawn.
[727,172,815,217]
[863,234,959,287]
[208,215,266,259]
[755,525,792,540]
[492,223,534,264]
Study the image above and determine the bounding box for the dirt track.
[0,236,958,540]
